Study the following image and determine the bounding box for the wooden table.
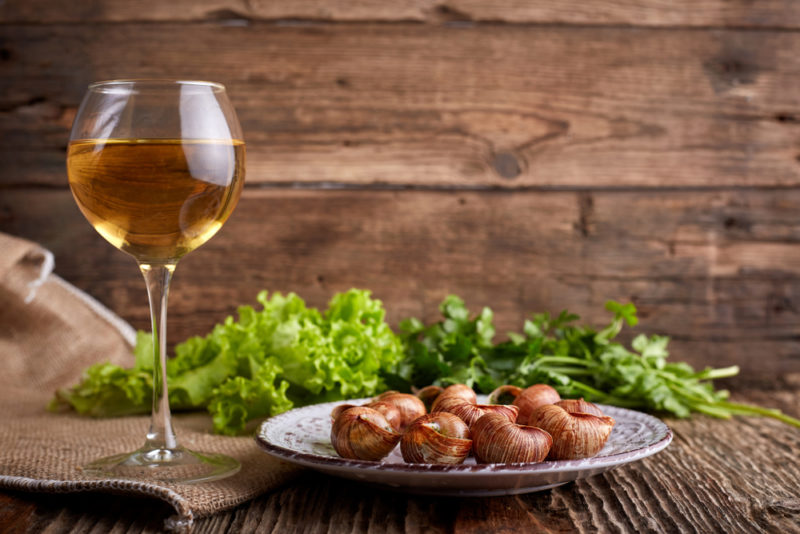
[2,387,797,533]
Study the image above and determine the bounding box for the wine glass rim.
[87,79,227,92]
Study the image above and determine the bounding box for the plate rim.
[255,398,673,474]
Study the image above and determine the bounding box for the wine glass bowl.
[68,80,245,263]
[67,80,245,483]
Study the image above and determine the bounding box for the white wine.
[67,138,245,262]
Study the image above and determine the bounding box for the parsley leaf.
[390,296,800,428]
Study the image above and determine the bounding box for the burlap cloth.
[0,233,300,531]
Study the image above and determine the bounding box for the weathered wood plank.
[2,388,798,533]
[0,492,36,534]
[2,188,799,381]
[2,0,800,29]
[219,390,800,533]
[0,491,173,533]
[3,24,800,188]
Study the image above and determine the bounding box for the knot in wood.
[492,152,521,179]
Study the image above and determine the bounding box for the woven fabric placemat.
[0,233,301,531]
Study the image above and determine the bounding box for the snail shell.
[528,403,615,460]
[330,403,357,422]
[373,392,426,430]
[431,384,478,412]
[555,398,605,417]
[365,400,403,431]
[415,385,444,412]
[330,406,401,461]
[488,385,522,405]
[400,412,472,464]
[471,412,552,464]
[513,384,561,425]
[445,402,519,429]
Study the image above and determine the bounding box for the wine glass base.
[82,445,241,484]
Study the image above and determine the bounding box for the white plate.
[255,397,672,496]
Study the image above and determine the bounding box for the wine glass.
[66,80,245,483]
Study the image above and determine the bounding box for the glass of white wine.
[67,80,245,483]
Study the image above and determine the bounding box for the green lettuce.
[51,290,800,433]
[50,289,404,435]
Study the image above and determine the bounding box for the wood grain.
[3,24,800,188]
[3,188,799,382]
[3,3,799,533]
[2,0,800,28]
[1,388,798,533]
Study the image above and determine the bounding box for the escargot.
[330,406,401,461]
[471,412,552,464]
[528,403,615,460]
[373,392,427,430]
[415,385,444,412]
[364,400,403,431]
[516,385,561,425]
[555,398,605,417]
[431,384,478,412]
[400,412,472,464]
[444,402,519,429]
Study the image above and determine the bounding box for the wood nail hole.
[775,113,799,124]
[723,216,750,231]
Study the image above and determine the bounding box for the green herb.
[52,290,800,434]
[50,289,404,435]
[387,297,800,428]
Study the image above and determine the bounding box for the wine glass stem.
[140,262,178,451]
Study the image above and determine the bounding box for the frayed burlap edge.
[0,233,302,532]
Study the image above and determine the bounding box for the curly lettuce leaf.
[208,359,292,435]
[49,331,155,416]
[51,289,404,435]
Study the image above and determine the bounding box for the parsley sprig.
[386,296,800,428]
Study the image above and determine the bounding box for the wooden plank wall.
[2,1,800,386]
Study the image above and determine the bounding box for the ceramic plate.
[255,397,672,496]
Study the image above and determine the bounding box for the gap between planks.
[3,18,800,34]
[9,181,800,194]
